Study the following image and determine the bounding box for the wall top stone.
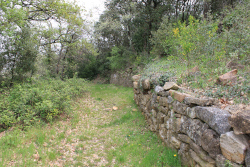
[183,96,215,106]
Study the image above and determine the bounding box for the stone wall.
[132,75,250,167]
[110,68,134,87]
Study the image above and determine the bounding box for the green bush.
[0,78,88,129]
[107,46,136,71]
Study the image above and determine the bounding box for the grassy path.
[0,84,180,167]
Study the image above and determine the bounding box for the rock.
[170,136,181,149]
[133,82,139,89]
[228,110,250,135]
[159,126,168,140]
[113,106,118,110]
[195,107,231,135]
[216,69,238,85]
[246,149,250,167]
[133,88,140,94]
[154,85,164,94]
[159,97,168,107]
[141,95,151,105]
[163,82,179,90]
[132,75,141,82]
[142,79,151,90]
[201,129,221,159]
[174,114,182,118]
[173,101,188,115]
[178,143,196,167]
[159,106,169,115]
[178,134,193,144]
[184,97,215,106]
[190,140,216,164]
[157,90,170,97]
[151,109,157,118]
[186,107,197,119]
[167,118,182,132]
[169,90,191,102]
[224,105,242,115]
[190,149,215,167]
[157,112,165,124]
[167,95,174,104]
[220,131,249,164]
[180,116,209,146]
[216,154,242,167]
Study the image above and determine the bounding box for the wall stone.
[132,76,249,166]
[220,131,249,164]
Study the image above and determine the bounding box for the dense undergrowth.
[0,77,88,130]
[137,1,250,104]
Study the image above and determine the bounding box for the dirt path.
[1,84,179,167]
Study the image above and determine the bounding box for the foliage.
[0,78,88,129]
[147,0,250,103]
[0,0,96,84]
[139,59,176,88]
[107,46,136,71]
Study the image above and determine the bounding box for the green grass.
[89,84,181,167]
[0,82,181,166]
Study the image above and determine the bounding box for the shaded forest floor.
[0,84,180,167]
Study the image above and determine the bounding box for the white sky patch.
[67,0,106,22]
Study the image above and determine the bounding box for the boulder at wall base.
[216,154,242,167]
[195,107,231,135]
[216,69,238,85]
[201,129,221,159]
[228,110,250,135]
[220,131,250,164]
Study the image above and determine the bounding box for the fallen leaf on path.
[112,106,118,110]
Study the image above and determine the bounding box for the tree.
[0,0,96,85]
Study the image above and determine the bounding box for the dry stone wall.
[110,68,134,87]
[132,75,250,167]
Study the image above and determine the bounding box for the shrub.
[0,78,88,129]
